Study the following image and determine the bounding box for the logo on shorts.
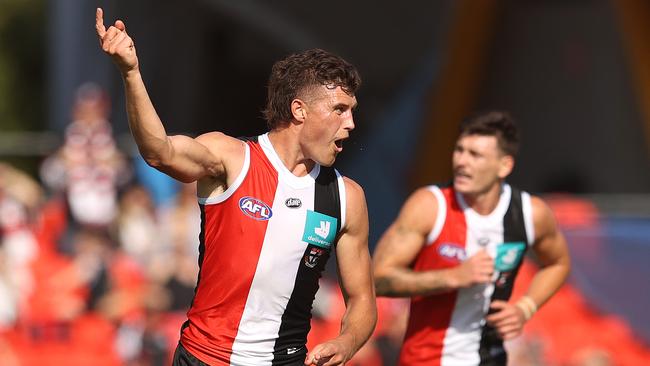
[304,247,325,268]
[286,346,303,355]
[495,242,526,271]
[285,197,302,208]
[302,210,337,248]
[238,196,273,221]
[438,243,467,262]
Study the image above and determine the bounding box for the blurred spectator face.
[452,134,513,195]
[72,82,110,124]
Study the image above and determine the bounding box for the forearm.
[337,294,377,355]
[375,267,460,297]
[522,261,570,308]
[122,70,172,166]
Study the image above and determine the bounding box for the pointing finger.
[95,8,106,38]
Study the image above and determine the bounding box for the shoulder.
[342,176,364,200]
[196,132,246,152]
[338,176,368,233]
[387,186,440,238]
[197,132,247,167]
[530,195,552,220]
[401,186,440,219]
[529,195,558,240]
[341,176,367,215]
[194,132,248,190]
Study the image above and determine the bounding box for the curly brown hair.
[263,48,361,129]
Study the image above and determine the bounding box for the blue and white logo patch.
[495,242,526,271]
[302,210,338,248]
[438,243,467,262]
[239,196,273,221]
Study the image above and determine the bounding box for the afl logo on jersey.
[438,243,467,262]
[239,196,273,221]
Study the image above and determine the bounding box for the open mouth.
[334,138,344,152]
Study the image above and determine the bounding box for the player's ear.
[498,155,514,179]
[291,99,307,123]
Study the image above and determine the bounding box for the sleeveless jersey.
[398,184,534,366]
[180,133,346,366]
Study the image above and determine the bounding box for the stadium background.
[0,0,649,364]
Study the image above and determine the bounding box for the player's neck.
[267,129,315,177]
[462,182,504,215]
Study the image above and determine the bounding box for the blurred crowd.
[1,83,648,365]
[0,83,204,365]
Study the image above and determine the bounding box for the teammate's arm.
[95,8,242,183]
[304,178,376,366]
[486,196,571,340]
[373,188,494,297]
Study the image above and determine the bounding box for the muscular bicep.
[156,132,242,183]
[373,188,438,274]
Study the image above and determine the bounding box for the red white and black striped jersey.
[399,184,534,366]
[180,133,346,365]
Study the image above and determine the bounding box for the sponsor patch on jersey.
[304,247,325,268]
[438,243,467,262]
[238,196,273,221]
[302,210,337,248]
[285,197,302,208]
[495,242,526,271]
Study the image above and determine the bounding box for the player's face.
[452,134,513,196]
[299,85,357,167]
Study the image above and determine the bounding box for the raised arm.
[95,8,240,183]
[304,178,376,366]
[373,188,494,297]
[486,196,571,340]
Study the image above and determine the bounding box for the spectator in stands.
[40,82,130,231]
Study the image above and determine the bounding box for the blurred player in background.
[373,111,570,365]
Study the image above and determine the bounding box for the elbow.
[140,149,172,170]
[139,137,174,169]
[373,271,394,297]
[557,251,572,283]
[141,153,193,183]
[369,304,378,331]
[561,259,572,284]
[142,155,164,169]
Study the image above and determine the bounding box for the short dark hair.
[263,48,361,129]
[459,111,520,156]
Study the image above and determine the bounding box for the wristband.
[515,295,537,320]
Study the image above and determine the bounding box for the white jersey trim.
[335,169,347,232]
[426,185,447,245]
[259,133,321,189]
[521,191,535,246]
[197,142,250,205]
